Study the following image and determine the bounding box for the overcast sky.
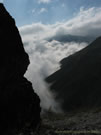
[2,0,101,26]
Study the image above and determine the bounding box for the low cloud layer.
[19,7,101,112]
[24,40,87,112]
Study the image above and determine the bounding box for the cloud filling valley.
[19,7,101,112]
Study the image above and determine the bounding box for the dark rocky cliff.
[46,36,101,111]
[0,3,41,134]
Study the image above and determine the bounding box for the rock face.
[46,36,101,111]
[0,3,41,134]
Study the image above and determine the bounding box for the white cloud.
[24,40,86,112]
[38,0,51,4]
[39,8,47,14]
[62,3,65,8]
[20,7,101,41]
[19,7,101,112]
[32,9,36,14]
[65,7,101,37]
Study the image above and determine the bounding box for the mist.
[24,40,87,112]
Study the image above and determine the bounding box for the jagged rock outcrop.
[0,3,41,134]
[46,36,101,111]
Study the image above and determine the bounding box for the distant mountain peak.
[47,34,95,43]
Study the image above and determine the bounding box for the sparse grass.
[16,108,101,135]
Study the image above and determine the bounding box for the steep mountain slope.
[46,37,101,111]
[0,4,41,134]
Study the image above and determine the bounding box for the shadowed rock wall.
[0,3,41,134]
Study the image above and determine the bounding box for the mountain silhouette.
[46,36,101,111]
[0,3,41,134]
